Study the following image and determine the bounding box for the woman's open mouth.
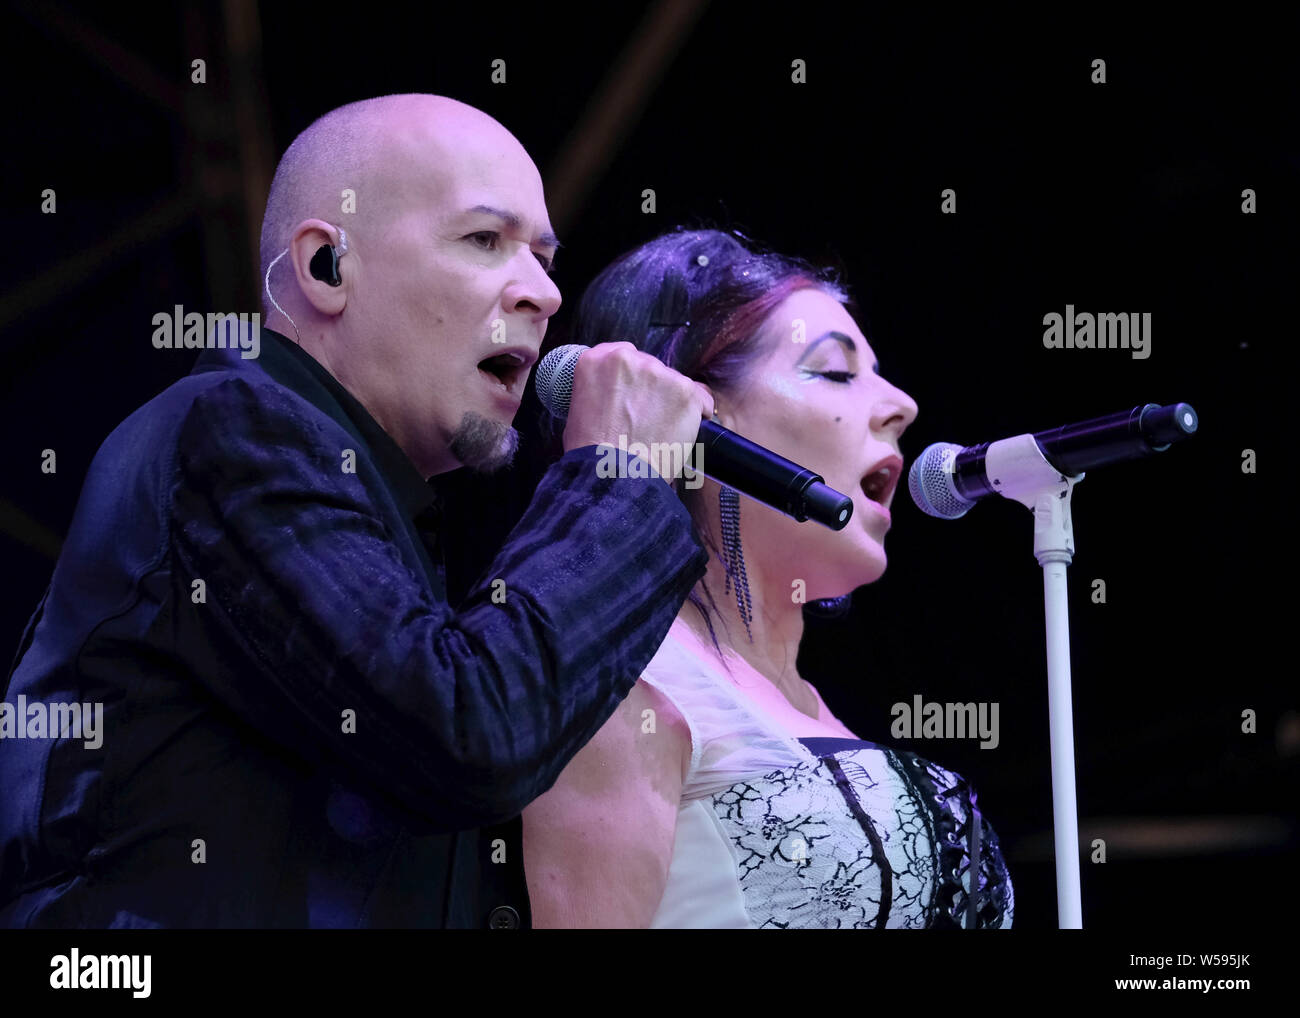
[860,455,902,509]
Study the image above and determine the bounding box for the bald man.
[0,95,712,928]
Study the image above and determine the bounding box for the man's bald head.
[259,93,531,310]
[256,94,561,479]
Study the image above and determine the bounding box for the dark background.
[2,1,1295,930]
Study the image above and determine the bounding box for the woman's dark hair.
[568,226,853,653]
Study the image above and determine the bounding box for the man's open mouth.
[477,350,530,394]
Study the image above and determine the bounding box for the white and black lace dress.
[640,627,1015,929]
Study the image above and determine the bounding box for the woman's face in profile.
[717,288,919,598]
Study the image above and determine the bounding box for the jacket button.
[488,905,520,929]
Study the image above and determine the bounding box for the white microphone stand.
[982,434,1086,929]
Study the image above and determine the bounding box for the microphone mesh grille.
[534,344,585,419]
[908,443,972,519]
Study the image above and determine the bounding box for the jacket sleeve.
[167,376,708,830]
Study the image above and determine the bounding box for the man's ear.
[289,218,349,316]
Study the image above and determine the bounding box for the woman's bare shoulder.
[630,677,692,788]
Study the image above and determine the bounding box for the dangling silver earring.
[719,485,754,643]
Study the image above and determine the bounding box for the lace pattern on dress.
[639,627,1014,929]
[897,750,1015,929]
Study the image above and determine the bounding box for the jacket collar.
[190,328,438,524]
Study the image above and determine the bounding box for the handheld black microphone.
[908,402,1199,519]
[534,344,854,530]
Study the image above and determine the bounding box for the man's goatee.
[449,412,518,473]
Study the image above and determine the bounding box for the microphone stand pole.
[982,434,1086,928]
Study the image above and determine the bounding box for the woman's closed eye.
[801,368,857,383]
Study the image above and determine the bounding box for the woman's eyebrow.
[796,331,878,372]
